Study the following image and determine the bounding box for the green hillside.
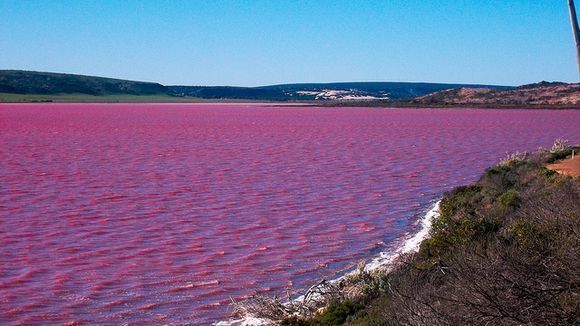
[0,70,166,96]
[0,70,513,102]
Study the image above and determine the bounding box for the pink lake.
[0,104,579,324]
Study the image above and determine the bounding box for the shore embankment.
[230,141,580,325]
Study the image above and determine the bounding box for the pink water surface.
[0,104,578,324]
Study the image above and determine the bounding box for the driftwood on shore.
[230,259,396,323]
[231,278,347,321]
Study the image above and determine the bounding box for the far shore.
[0,98,579,110]
[1,89,579,109]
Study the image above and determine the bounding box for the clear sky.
[1,0,578,86]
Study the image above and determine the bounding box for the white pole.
[569,0,580,77]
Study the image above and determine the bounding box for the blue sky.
[0,0,578,86]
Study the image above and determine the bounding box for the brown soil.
[547,155,580,177]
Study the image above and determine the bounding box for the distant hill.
[168,82,511,101]
[0,70,166,96]
[0,70,511,102]
[256,82,511,100]
[406,81,580,107]
[166,85,286,100]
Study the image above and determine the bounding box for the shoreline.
[216,200,442,325]
[1,101,579,110]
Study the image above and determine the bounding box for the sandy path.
[547,155,580,177]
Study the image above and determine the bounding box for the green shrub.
[541,167,558,177]
[343,295,391,326]
[498,190,520,208]
[558,292,579,314]
[314,301,364,325]
[484,165,512,177]
[481,165,518,191]
[420,184,500,256]
[438,185,483,217]
[506,218,558,258]
[547,146,580,163]
[507,219,534,244]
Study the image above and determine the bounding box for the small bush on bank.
[504,218,556,258]
[549,146,579,163]
[551,138,569,153]
[499,151,527,166]
[312,301,364,325]
[498,189,520,208]
[543,138,580,163]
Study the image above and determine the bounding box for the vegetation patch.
[498,189,520,208]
